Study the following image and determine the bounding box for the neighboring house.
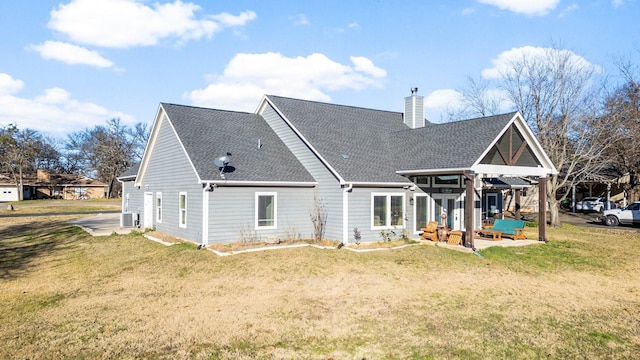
[0,170,108,201]
[118,93,557,247]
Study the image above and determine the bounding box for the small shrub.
[380,229,396,242]
[353,227,362,244]
[238,225,258,244]
[283,225,301,243]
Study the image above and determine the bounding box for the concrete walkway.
[68,213,132,236]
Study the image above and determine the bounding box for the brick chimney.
[404,87,425,129]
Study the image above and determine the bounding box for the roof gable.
[141,103,314,183]
[396,112,517,172]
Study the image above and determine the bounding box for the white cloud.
[48,0,256,48]
[350,56,387,78]
[29,41,114,68]
[478,0,560,16]
[424,89,464,112]
[462,7,476,15]
[0,73,136,138]
[289,14,310,26]
[184,52,387,111]
[481,46,602,79]
[558,3,579,18]
[0,73,24,96]
[211,11,257,27]
[612,0,624,8]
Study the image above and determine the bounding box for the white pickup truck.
[600,202,640,226]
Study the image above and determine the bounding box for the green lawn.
[1,205,639,359]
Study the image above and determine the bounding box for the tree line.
[0,118,148,199]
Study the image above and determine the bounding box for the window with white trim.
[178,192,187,228]
[255,192,277,229]
[156,192,162,223]
[372,193,405,229]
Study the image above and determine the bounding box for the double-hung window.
[179,192,187,228]
[156,192,162,223]
[255,192,277,229]
[372,193,405,229]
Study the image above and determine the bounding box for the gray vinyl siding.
[121,180,144,216]
[261,104,344,241]
[138,115,203,242]
[207,186,315,244]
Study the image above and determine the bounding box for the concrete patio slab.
[69,213,132,236]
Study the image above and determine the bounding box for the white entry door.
[143,192,154,229]
[433,194,463,230]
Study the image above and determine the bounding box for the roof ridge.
[266,94,402,115]
[161,102,255,115]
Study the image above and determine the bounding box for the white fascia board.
[511,113,558,174]
[395,168,470,176]
[135,104,164,187]
[258,96,347,185]
[200,180,317,187]
[472,164,551,177]
[472,112,558,175]
[349,181,414,187]
[116,175,136,181]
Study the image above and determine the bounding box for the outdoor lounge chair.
[447,230,463,245]
[420,221,438,241]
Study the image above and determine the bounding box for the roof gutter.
[198,180,317,187]
[395,168,470,176]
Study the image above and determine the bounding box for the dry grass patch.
[1,208,640,359]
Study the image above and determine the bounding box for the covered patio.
[398,112,558,249]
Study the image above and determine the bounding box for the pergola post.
[538,176,548,242]
[464,171,475,249]
[514,189,521,220]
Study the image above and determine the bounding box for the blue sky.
[0,0,638,139]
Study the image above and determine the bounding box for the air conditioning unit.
[121,213,136,228]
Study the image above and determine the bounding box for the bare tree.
[66,119,149,198]
[460,46,616,226]
[452,76,505,120]
[310,193,327,244]
[0,125,44,200]
[599,60,640,201]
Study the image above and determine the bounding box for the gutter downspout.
[201,183,214,247]
[342,183,353,244]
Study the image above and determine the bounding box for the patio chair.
[420,221,438,241]
[447,230,463,245]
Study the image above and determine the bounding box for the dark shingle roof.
[266,95,412,183]
[483,177,532,188]
[396,112,517,171]
[161,103,314,183]
[118,163,140,180]
[266,95,515,182]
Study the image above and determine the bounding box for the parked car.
[575,197,615,213]
[601,202,640,226]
